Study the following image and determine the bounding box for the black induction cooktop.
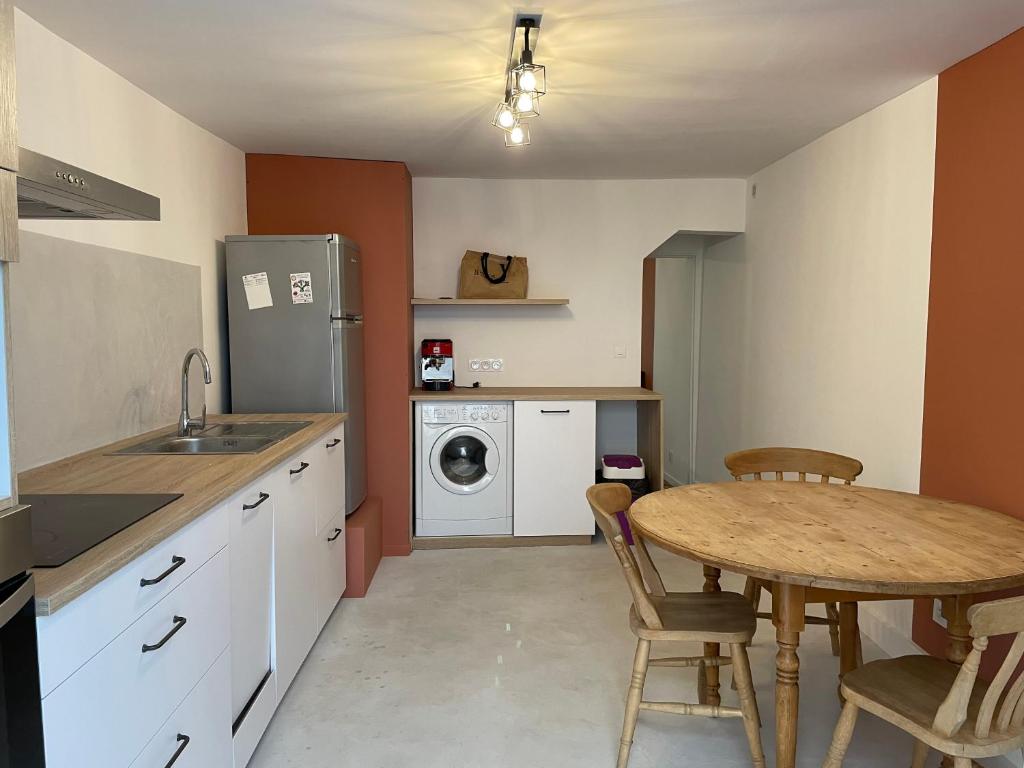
[23,493,184,568]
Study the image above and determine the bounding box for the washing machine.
[415,402,512,536]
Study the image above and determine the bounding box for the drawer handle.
[242,491,270,510]
[326,438,341,448]
[163,734,190,768]
[290,461,310,475]
[326,527,343,542]
[142,615,187,653]
[140,556,186,587]
[540,409,571,414]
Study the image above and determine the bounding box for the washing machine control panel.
[421,402,509,424]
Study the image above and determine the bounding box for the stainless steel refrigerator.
[225,234,366,515]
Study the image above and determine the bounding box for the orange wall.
[245,154,414,556]
[913,28,1024,660]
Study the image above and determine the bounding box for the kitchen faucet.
[178,347,212,437]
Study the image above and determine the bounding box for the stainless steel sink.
[113,421,312,455]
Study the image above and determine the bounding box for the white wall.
[696,78,938,653]
[652,256,695,485]
[413,178,746,388]
[13,10,247,413]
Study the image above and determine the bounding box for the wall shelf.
[411,298,569,306]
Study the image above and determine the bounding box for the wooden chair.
[823,595,1024,767]
[587,483,766,768]
[724,447,865,658]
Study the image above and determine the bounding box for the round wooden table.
[629,482,1024,768]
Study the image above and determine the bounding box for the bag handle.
[480,252,513,284]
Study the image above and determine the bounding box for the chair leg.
[825,602,841,657]
[697,659,708,704]
[730,643,766,768]
[618,638,651,768]
[822,700,859,768]
[911,740,929,768]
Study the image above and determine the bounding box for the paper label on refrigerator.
[241,272,273,310]
[290,272,313,304]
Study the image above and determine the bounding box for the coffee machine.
[421,339,454,391]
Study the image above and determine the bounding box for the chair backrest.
[724,447,864,485]
[586,483,663,628]
[931,595,1024,740]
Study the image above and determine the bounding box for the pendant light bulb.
[518,69,537,92]
[515,91,534,114]
[510,125,525,145]
[498,105,515,128]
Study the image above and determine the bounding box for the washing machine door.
[429,425,500,496]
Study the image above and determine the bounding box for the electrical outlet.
[491,358,504,371]
[469,359,482,371]
[932,598,948,629]
[480,359,492,371]
[471,358,504,373]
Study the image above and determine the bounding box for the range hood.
[16,147,160,221]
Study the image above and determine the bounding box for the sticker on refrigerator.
[290,272,313,304]
[241,272,273,310]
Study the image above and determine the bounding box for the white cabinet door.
[229,477,274,724]
[313,426,346,533]
[513,401,597,537]
[315,509,347,633]
[272,450,318,699]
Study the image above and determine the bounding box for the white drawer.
[315,509,347,633]
[314,426,346,533]
[42,549,230,768]
[130,649,232,768]
[37,502,229,697]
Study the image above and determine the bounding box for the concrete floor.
[250,541,924,768]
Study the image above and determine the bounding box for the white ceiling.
[15,0,1024,178]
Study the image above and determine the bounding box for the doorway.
[640,235,705,486]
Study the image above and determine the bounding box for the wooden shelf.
[411,298,569,306]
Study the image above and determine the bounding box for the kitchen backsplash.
[9,231,204,470]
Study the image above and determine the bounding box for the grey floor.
[250,541,919,767]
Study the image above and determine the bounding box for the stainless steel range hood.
[16,148,160,221]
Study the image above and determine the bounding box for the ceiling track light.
[492,15,546,149]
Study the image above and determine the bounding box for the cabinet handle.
[289,461,310,475]
[140,556,186,587]
[242,491,270,510]
[326,527,343,542]
[142,615,187,653]
[163,734,190,768]
[540,409,571,414]
[326,438,341,448]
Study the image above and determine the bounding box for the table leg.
[774,583,806,768]
[837,602,859,702]
[703,565,722,706]
[940,596,980,768]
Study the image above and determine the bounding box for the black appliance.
[0,503,45,767]
[24,494,183,568]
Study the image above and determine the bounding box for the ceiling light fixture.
[493,15,545,148]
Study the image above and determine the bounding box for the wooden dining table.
[628,482,1024,768]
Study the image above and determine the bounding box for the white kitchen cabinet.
[229,477,275,724]
[129,650,232,768]
[313,425,346,533]
[315,509,347,632]
[513,400,597,537]
[272,446,319,698]
[42,550,229,768]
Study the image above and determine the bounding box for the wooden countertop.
[409,386,663,401]
[20,413,346,616]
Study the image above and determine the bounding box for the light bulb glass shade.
[512,62,546,96]
[503,121,531,148]
[512,90,540,119]
[491,101,517,132]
